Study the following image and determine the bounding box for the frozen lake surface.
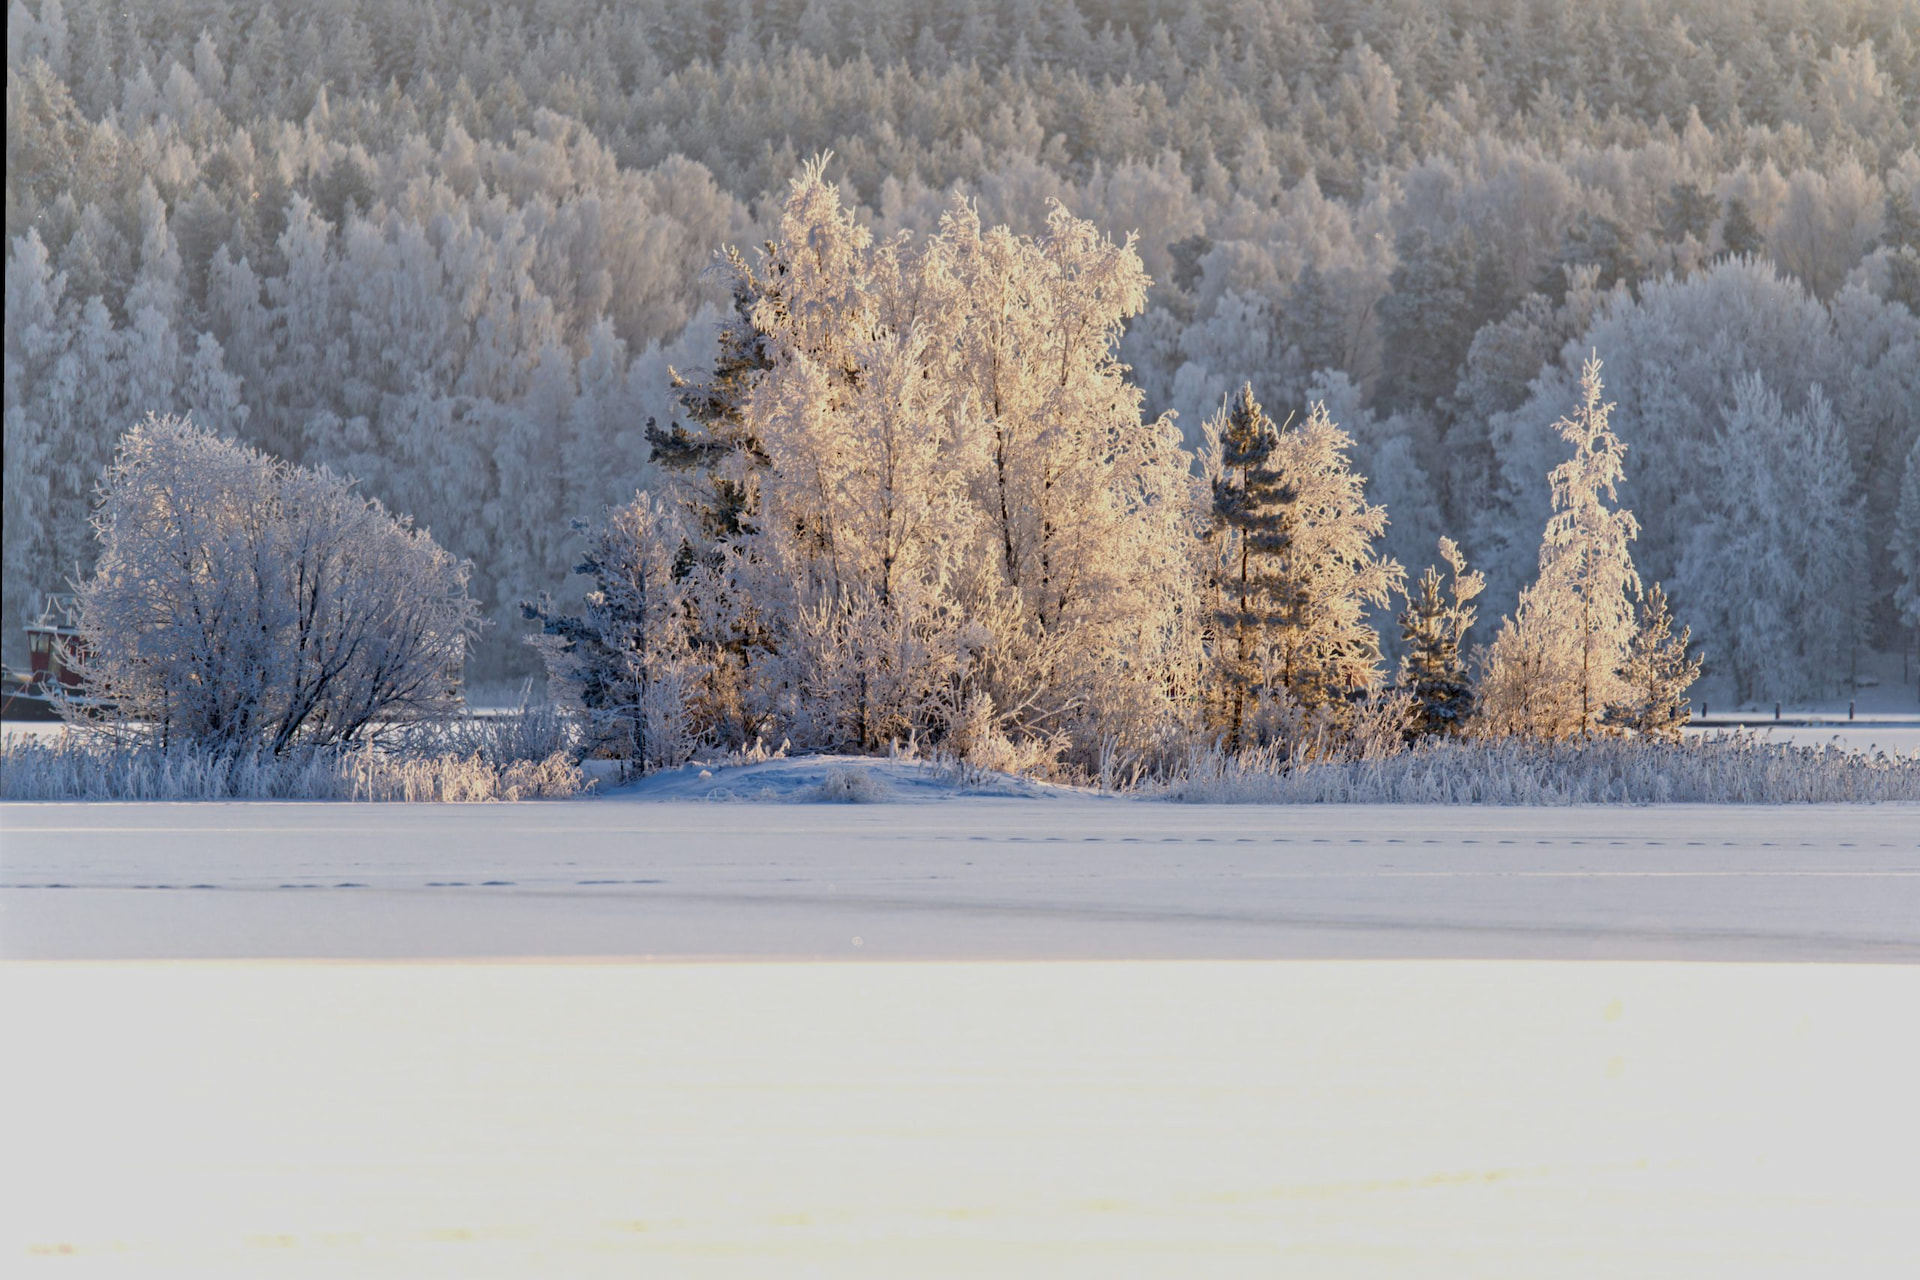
[2,795,1916,961]
[4,793,1917,1276]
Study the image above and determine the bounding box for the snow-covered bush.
[523,492,711,772]
[401,701,580,766]
[0,730,585,802]
[1158,734,1920,805]
[73,414,478,752]
[810,764,893,803]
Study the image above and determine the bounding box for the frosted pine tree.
[1478,356,1642,739]
[1604,584,1703,742]
[647,243,777,547]
[523,492,709,772]
[1200,385,1402,744]
[1397,537,1484,738]
[1895,439,1920,632]
[1204,383,1287,752]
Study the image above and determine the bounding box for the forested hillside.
[6,0,1918,698]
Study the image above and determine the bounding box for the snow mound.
[607,754,1068,802]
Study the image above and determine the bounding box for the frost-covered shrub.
[1157,734,1920,805]
[73,414,478,753]
[810,764,893,802]
[940,691,1066,779]
[397,701,580,764]
[0,731,584,802]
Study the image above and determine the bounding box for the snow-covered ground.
[1686,648,1920,751]
[4,782,1916,962]
[5,784,1917,1275]
[1689,722,1920,753]
[4,959,1917,1277]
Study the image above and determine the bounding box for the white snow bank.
[611,753,1071,802]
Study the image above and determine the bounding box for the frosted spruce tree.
[647,245,778,549]
[1896,438,1920,633]
[1200,383,1402,748]
[1478,356,1641,739]
[1397,537,1485,738]
[1603,584,1703,742]
[1204,383,1287,752]
[522,492,710,772]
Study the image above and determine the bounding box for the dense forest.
[6,0,1918,701]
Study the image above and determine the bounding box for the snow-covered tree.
[1604,583,1702,742]
[1673,375,1866,703]
[1200,383,1402,745]
[685,162,1201,770]
[647,244,777,548]
[76,414,477,753]
[1478,357,1642,740]
[1203,383,1285,751]
[932,196,1199,765]
[523,491,709,771]
[1896,439,1920,635]
[1397,537,1484,738]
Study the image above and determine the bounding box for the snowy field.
[5,960,1917,1278]
[3,782,1917,961]
[4,787,1918,1275]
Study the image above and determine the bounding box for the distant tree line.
[6,0,1919,703]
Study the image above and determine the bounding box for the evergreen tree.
[1204,382,1285,751]
[1201,383,1402,746]
[1675,375,1866,703]
[1539,212,1644,301]
[1658,181,1719,244]
[1719,196,1766,259]
[522,492,709,771]
[1891,438,1920,633]
[1479,356,1642,739]
[1604,583,1702,741]
[1376,226,1475,413]
[1882,189,1920,252]
[1397,537,1484,738]
[646,243,776,548]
